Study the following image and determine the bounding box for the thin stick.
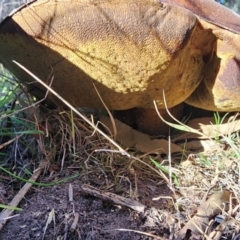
[0,162,44,230]
[0,134,23,150]
[81,184,146,213]
[92,83,117,141]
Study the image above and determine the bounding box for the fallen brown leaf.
[176,190,231,240]
[100,116,182,154]
[179,139,222,152]
[174,117,240,140]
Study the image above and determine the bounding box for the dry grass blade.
[13,61,129,157]
[70,213,79,231]
[68,183,73,202]
[153,100,208,138]
[92,83,117,141]
[0,134,23,149]
[42,208,55,240]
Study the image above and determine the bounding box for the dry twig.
[0,160,45,230]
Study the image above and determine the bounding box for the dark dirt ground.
[0,169,174,240]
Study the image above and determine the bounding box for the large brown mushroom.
[0,0,240,134]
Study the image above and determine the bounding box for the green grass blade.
[0,166,80,187]
[0,204,22,211]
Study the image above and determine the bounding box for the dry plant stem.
[42,208,55,240]
[81,184,146,213]
[153,94,210,139]
[70,213,79,230]
[92,83,117,141]
[168,135,172,187]
[68,183,73,202]
[0,134,23,150]
[0,162,44,230]
[13,61,129,157]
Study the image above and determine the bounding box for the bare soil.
[0,170,173,240]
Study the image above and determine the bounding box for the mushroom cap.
[0,0,240,111]
[161,0,240,34]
